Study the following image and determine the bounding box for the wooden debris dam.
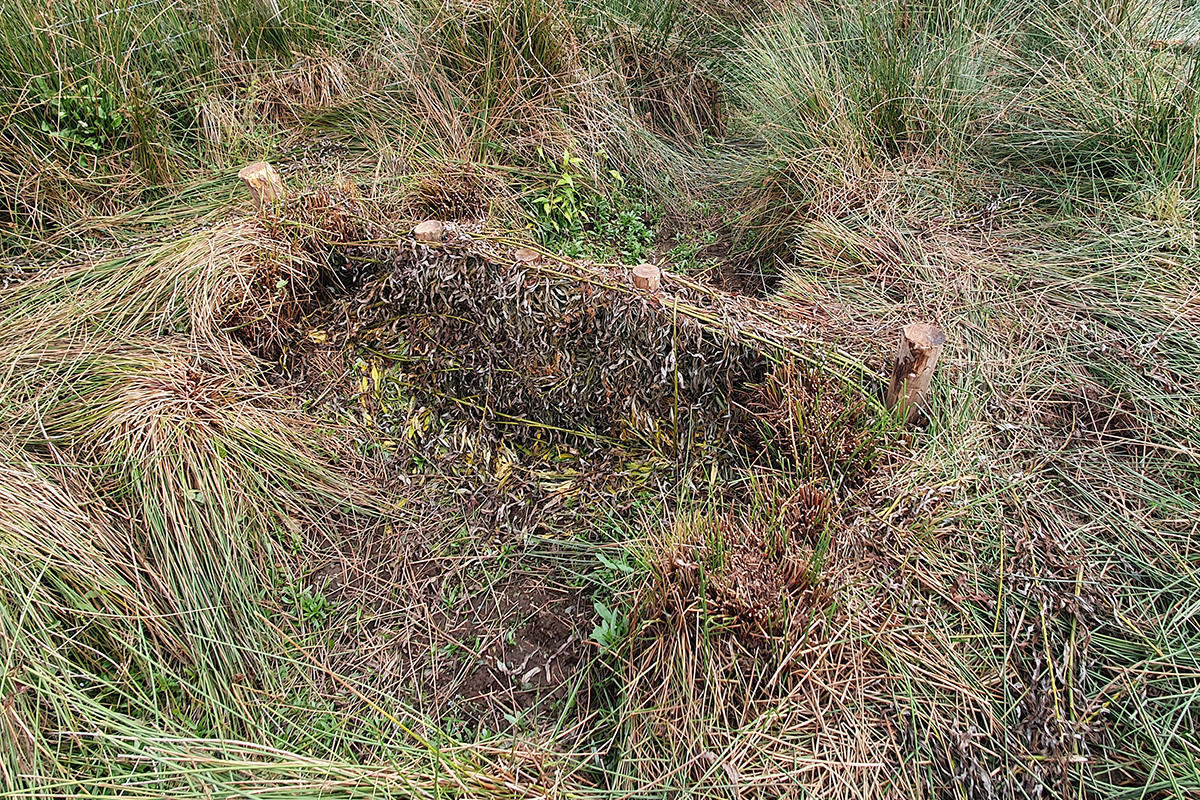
[317,225,841,445]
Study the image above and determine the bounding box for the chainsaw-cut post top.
[886,323,947,423]
[413,220,446,242]
[514,247,542,265]
[237,161,285,214]
[632,263,661,292]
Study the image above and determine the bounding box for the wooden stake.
[632,263,661,292]
[237,161,285,214]
[513,247,542,265]
[886,323,947,422]
[413,220,446,242]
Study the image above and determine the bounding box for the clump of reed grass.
[717,0,995,259]
[607,477,896,798]
[987,0,1200,200]
[0,0,699,249]
[0,209,391,792]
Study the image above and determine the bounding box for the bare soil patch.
[654,208,779,297]
[298,515,593,736]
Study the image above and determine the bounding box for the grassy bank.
[2,0,1199,797]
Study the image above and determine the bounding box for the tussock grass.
[772,190,1200,795]
[0,218,392,793]
[0,0,702,247]
[696,0,1200,793]
[0,224,294,364]
[718,0,996,260]
[611,481,897,797]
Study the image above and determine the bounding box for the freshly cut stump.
[413,220,446,242]
[886,323,947,422]
[514,247,542,265]
[237,161,285,214]
[632,263,661,292]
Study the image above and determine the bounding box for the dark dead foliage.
[324,233,772,448]
[641,482,832,640]
[400,167,507,221]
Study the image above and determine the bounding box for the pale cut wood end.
[237,161,285,213]
[514,247,542,264]
[885,322,947,422]
[632,263,661,292]
[413,220,446,242]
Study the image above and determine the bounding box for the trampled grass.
[3,0,1200,797]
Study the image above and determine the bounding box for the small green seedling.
[592,600,627,651]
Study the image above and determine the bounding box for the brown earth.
[296,511,593,736]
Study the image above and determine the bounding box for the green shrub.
[527,145,659,261]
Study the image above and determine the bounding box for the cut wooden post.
[632,263,661,292]
[413,220,446,242]
[237,161,285,214]
[513,247,542,265]
[886,323,947,422]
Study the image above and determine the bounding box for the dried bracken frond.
[615,484,898,797]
